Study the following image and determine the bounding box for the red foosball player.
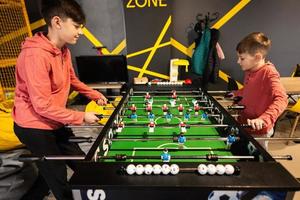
[146,104,152,112]
[148,121,156,133]
[162,104,169,115]
[178,103,184,115]
[179,121,187,133]
[194,103,200,116]
[171,90,177,99]
[116,122,125,133]
[144,92,151,100]
[130,104,137,112]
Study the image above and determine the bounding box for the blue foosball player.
[148,112,155,122]
[201,113,208,120]
[161,148,171,162]
[226,134,237,147]
[178,133,186,148]
[165,112,173,122]
[130,113,138,122]
[184,111,191,122]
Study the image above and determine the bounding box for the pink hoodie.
[13,32,102,130]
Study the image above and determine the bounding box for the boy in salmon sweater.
[12,0,107,199]
[233,32,288,150]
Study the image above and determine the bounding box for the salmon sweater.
[13,32,102,130]
[233,63,288,135]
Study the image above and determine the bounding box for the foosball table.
[70,84,300,200]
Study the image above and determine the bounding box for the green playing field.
[101,95,235,163]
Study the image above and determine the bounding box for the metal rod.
[97,155,254,160]
[110,137,231,142]
[125,106,213,110]
[106,95,120,99]
[122,124,229,128]
[69,137,95,143]
[271,155,293,160]
[117,114,220,118]
[108,147,230,151]
[129,99,208,103]
[18,155,85,162]
[131,95,202,98]
[207,91,228,94]
[227,105,245,110]
[67,136,300,144]
[255,137,300,141]
[133,90,201,94]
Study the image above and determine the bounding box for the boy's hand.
[84,112,100,124]
[96,94,108,106]
[247,118,264,130]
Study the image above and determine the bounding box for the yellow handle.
[173,59,189,66]
[173,59,189,72]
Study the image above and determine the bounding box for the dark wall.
[123,0,172,80]
[220,0,300,81]
[171,0,300,82]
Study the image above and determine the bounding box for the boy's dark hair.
[236,32,271,58]
[41,0,85,26]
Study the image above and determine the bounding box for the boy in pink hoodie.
[232,32,288,149]
[12,0,107,199]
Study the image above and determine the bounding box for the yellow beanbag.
[0,111,23,151]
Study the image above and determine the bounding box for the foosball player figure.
[161,148,171,162]
[116,122,125,133]
[170,99,176,107]
[171,90,177,99]
[148,121,156,133]
[178,103,184,115]
[144,92,151,100]
[162,104,169,115]
[179,121,187,133]
[184,110,191,122]
[177,132,186,149]
[130,104,137,112]
[165,111,173,123]
[148,112,155,122]
[146,104,152,113]
[201,113,208,121]
[194,103,200,116]
[130,113,138,122]
[226,134,237,148]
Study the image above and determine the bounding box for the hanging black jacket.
[202,28,221,90]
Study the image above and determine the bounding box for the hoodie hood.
[21,32,66,56]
